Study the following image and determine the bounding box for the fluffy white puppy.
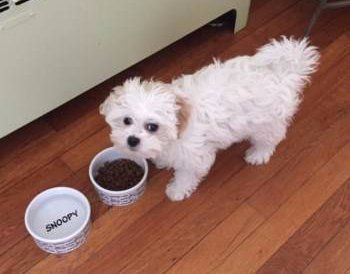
[100,37,319,201]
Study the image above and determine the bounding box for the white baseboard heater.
[0,0,250,138]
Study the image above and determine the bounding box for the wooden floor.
[1,0,350,273]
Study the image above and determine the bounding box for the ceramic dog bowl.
[24,187,91,254]
[89,147,148,206]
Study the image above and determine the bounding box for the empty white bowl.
[24,187,91,254]
[89,147,148,206]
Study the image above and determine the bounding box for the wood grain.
[214,142,350,273]
[258,179,350,273]
[0,157,164,273]
[247,65,350,218]
[167,203,265,274]
[60,127,111,172]
[310,9,350,49]
[0,109,105,192]
[28,145,246,273]
[304,217,350,274]
[0,160,72,255]
[0,1,349,273]
[0,119,53,167]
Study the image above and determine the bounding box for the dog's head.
[100,77,189,159]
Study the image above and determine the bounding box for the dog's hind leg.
[244,123,287,165]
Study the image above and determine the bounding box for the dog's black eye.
[145,123,158,133]
[123,117,132,125]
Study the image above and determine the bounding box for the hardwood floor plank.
[56,109,106,149]
[0,119,53,168]
[27,170,173,273]
[0,134,64,193]
[76,152,247,274]
[166,203,265,274]
[0,160,72,271]
[247,69,350,218]
[0,109,105,192]
[213,142,350,273]
[0,236,49,274]
[246,32,350,218]
[304,217,350,274]
[293,35,349,120]
[43,93,104,132]
[257,179,350,273]
[309,9,350,49]
[28,144,247,273]
[0,166,108,273]
[60,127,111,172]
[0,159,166,273]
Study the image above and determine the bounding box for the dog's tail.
[253,36,320,81]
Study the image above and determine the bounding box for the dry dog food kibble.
[95,159,144,191]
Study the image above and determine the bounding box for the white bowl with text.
[24,187,91,254]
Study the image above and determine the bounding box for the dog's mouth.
[112,139,159,160]
[128,147,139,152]
[129,148,158,160]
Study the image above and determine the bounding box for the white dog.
[100,37,319,201]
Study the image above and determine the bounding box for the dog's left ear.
[175,96,191,137]
[99,86,123,117]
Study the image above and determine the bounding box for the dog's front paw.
[165,182,194,201]
[244,147,273,165]
[166,183,186,201]
[155,161,167,169]
[153,158,168,169]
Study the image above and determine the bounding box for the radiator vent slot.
[0,0,33,14]
[14,0,31,5]
[0,0,9,13]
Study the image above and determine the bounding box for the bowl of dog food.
[89,147,148,206]
[24,187,91,254]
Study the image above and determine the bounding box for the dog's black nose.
[127,136,140,147]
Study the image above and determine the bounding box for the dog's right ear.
[175,95,191,137]
[99,86,123,117]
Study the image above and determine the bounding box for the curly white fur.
[101,37,320,201]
